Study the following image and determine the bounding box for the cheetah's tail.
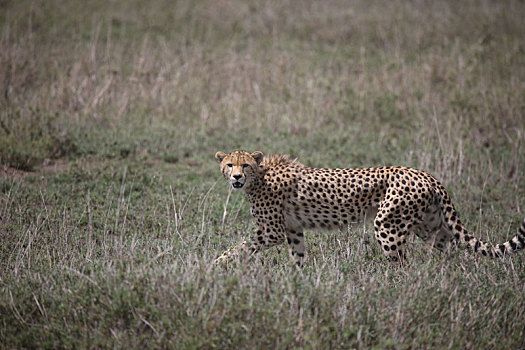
[449,212,525,258]
[437,189,525,257]
[494,218,525,256]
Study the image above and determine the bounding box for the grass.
[1,0,525,348]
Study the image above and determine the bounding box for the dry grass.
[1,0,525,348]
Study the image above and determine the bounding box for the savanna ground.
[1,0,525,348]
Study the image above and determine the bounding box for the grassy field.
[1,0,525,348]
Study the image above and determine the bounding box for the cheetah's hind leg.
[416,192,454,252]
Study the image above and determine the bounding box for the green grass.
[1,0,525,348]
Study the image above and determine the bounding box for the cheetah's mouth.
[232,182,244,189]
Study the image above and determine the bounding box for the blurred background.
[2,0,523,173]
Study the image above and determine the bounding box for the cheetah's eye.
[242,164,250,169]
[226,163,233,168]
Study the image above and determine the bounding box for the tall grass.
[1,0,524,348]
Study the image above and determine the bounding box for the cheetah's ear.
[251,151,264,165]
[215,151,227,163]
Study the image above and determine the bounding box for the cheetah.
[214,150,525,266]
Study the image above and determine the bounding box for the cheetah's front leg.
[286,229,306,267]
[213,239,252,265]
[214,222,286,265]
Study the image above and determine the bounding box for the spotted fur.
[214,151,525,266]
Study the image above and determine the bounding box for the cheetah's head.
[215,151,264,190]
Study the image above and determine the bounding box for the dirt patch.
[40,158,70,173]
[0,165,35,178]
[0,159,70,178]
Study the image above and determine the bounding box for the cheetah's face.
[215,151,263,190]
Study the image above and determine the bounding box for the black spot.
[517,234,525,247]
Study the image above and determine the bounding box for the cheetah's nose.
[233,174,242,180]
